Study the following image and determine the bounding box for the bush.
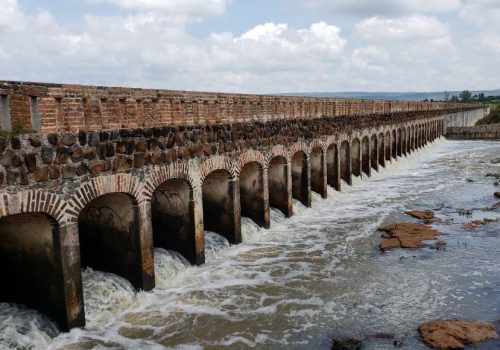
[476,103,500,125]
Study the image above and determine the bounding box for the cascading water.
[3,138,500,350]
[204,231,231,260]
[81,267,136,327]
[154,248,191,289]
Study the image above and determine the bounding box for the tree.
[459,90,472,102]
[444,91,450,101]
[450,95,459,103]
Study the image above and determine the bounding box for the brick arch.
[199,155,237,182]
[67,173,143,221]
[310,138,325,153]
[142,162,198,202]
[236,149,266,173]
[266,144,289,166]
[288,140,309,159]
[0,190,67,225]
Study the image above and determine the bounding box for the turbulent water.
[2,138,500,350]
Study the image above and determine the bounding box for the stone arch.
[287,140,310,160]
[236,149,266,172]
[199,155,237,182]
[0,190,67,225]
[268,155,292,217]
[240,161,269,228]
[311,146,327,198]
[143,163,197,203]
[202,168,241,244]
[78,191,151,290]
[0,211,84,331]
[151,177,201,265]
[291,150,311,207]
[68,173,143,220]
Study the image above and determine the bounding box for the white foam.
[204,231,231,260]
[154,248,191,289]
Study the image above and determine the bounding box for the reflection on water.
[2,139,500,349]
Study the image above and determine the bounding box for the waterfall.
[154,248,191,289]
[270,208,286,224]
[204,231,230,260]
[0,303,58,349]
[241,217,262,242]
[82,268,136,327]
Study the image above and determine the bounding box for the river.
[1,138,500,349]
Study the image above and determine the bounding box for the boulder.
[495,192,500,198]
[419,319,498,349]
[406,210,435,220]
[491,158,500,164]
[331,338,362,350]
[379,223,441,250]
[486,173,500,179]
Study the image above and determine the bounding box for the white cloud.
[356,15,449,41]
[88,0,231,17]
[301,0,461,16]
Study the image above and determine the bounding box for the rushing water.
[2,138,500,349]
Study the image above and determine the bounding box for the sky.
[0,0,499,93]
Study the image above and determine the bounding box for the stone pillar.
[269,157,293,217]
[311,148,327,199]
[327,144,341,191]
[291,152,311,207]
[54,222,86,331]
[262,167,271,228]
[137,201,155,290]
[192,185,206,264]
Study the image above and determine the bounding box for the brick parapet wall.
[0,80,479,133]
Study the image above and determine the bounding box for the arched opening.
[410,126,415,151]
[340,141,351,185]
[327,144,340,191]
[362,136,370,177]
[378,133,385,168]
[351,138,361,177]
[79,193,149,290]
[269,156,292,217]
[240,162,269,228]
[391,130,397,158]
[419,125,423,148]
[311,147,327,198]
[0,212,83,331]
[291,151,311,207]
[397,128,403,157]
[202,169,241,244]
[152,179,202,265]
[385,131,391,162]
[370,134,378,171]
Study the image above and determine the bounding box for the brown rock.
[76,163,87,176]
[62,165,76,179]
[47,134,58,146]
[24,153,37,172]
[406,210,435,220]
[419,319,498,349]
[486,173,500,179]
[136,140,147,152]
[88,160,102,175]
[134,152,146,168]
[62,134,77,147]
[494,192,500,198]
[48,165,61,180]
[32,167,49,182]
[28,135,42,148]
[379,223,441,250]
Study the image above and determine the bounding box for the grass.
[476,103,500,125]
[0,127,37,138]
[457,208,474,218]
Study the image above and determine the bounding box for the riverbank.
[446,125,500,140]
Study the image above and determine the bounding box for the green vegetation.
[445,90,500,104]
[0,127,37,138]
[457,208,473,218]
[476,103,500,125]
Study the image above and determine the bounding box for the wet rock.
[378,223,441,250]
[331,338,362,350]
[462,218,497,230]
[28,135,41,148]
[491,158,500,164]
[419,319,498,349]
[10,137,21,149]
[405,210,434,220]
[495,192,500,198]
[486,173,500,179]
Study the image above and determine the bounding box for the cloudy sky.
[0,0,498,93]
